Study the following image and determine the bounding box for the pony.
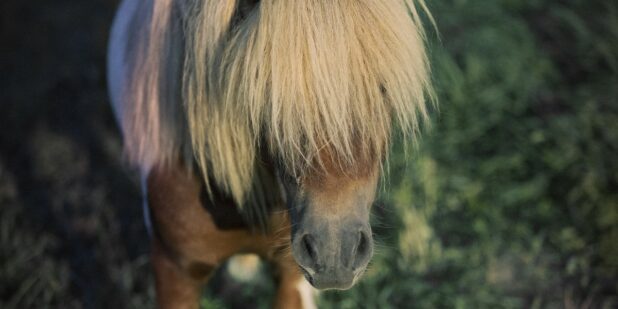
[107,0,433,307]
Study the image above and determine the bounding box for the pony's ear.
[236,0,260,22]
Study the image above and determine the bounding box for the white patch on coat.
[297,279,317,309]
[227,254,261,282]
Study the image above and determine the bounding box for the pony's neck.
[193,147,284,233]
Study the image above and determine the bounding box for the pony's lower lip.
[299,265,316,276]
[305,274,315,286]
[299,267,314,282]
[298,267,357,290]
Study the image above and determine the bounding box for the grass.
[317,1,618,307]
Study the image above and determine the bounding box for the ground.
[1,0,617,308]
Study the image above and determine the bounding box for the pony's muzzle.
[292,222,373,290]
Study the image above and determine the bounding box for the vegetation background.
[1,0,616,308]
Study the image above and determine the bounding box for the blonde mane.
[123,0,433,207]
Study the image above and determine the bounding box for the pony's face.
[279,161,379,290]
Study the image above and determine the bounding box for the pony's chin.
[302,270,357,291]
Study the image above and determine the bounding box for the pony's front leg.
[145,161,255,308]
[272,254,317,309]
[151,239,208,309]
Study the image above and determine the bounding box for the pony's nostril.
[301,234,317,263]
[357,231,367,255]
[352,230,372,270]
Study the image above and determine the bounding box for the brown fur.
[147,160,303,308]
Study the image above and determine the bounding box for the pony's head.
[131,0,433,290]
[277,146,381,289]
[183,0,433,290]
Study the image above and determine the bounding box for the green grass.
[317,0,618,308]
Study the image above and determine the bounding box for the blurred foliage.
[0,164,74,307]
[318,0,618,308]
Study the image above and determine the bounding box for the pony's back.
[107,0,140,127]
[107,0,191,175]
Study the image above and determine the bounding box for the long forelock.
[183,0,433,206]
